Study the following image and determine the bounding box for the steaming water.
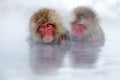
[0,0,120,80]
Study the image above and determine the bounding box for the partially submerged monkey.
[71,6,105,44]
[29,8,69,43]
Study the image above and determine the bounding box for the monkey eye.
[38,25,44,31]
[39,25,44,28]
[47,24,52,27]
[37,25,43,32]
[47,23,55,28]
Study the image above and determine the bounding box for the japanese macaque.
[71,6,105,44]
[29,8,69,43]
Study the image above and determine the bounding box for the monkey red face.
[37,23,55,43]
[72,22,86,36]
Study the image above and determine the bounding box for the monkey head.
[29,8,70,43]
[71,7,99,37]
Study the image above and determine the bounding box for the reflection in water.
[70,39,104,68]
[28,36,104,75]
[29,42,70,75]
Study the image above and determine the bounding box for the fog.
[0,0,120,80]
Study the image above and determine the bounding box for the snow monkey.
[29,8,70,43]
[71,6,105,44]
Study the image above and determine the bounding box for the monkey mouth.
[42,33,54,43]
[43,36,53,43]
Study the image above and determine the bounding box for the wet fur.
[71,6,105,43]
[29,8,69,43]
